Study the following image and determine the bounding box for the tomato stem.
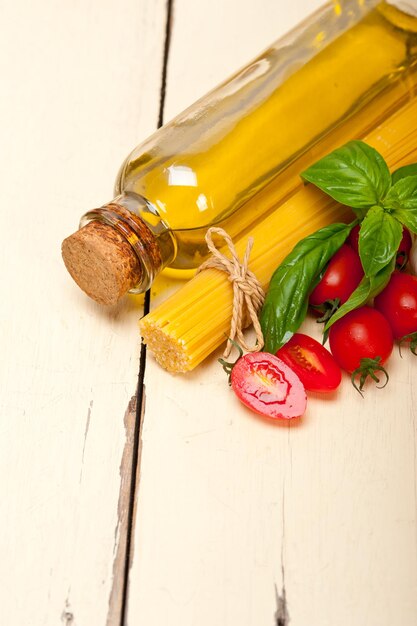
[399,331,417,357]
[218,338,244,385]
[396,251,409,271]
[350,356,389,396]
[312,298,341,323]
[311,298,340,344]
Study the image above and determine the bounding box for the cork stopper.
[62,220,142,305]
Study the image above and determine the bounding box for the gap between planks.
[108,0,175,622]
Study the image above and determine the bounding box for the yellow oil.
[117,2,417,270]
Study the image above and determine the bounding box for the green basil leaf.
[358,205,402,277]
[301,140,391,210]
[383,176,417,234]
[392,164,417,184]
[324,259,395,331]
[384,175,417,211]
[260,222,354,353]
[390,207,417,235]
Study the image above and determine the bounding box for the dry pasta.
[140,97,417,373]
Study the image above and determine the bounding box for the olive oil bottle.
[62,0,417,305]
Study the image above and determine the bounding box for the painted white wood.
[127,2,417,626]
[2,1,416,624]
[0,1,167,624]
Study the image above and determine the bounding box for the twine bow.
[197,227,265,358]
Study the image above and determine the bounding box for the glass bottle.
[62,0,417,305]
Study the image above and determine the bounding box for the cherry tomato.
[276,333,341,392]
[346,224,360,252]
[309,244,363,307]
[396,228,413,269]
[374,272,417,339]
[231,352,306,420]
[329,306,393,373]
[347,224,412,269]
[410,238,417,276]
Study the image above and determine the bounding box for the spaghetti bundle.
[140,97,417,373]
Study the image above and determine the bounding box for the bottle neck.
[80,192,176,293]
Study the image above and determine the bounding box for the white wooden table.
[1,1,416,624]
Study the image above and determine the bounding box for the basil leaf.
[383,176,417,234]
[260,222,354,353]
[384,175,417,211]
[392,164,417,184]
[358,205,402,277]
[301,140,391,210]
[390,207,417,235]
[324,260,395,331]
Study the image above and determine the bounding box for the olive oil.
[63,0,417,304]
[114,1,417,269]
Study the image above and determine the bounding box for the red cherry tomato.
[374,272,417,339]
[346,224,360,252]
[309,244,363,307]
[276,333,341,392]
[347,224,412,269]
[231,353,306,420]
[396,228,413,269]
[329,306,393,373]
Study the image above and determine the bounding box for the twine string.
[197,227,265,358]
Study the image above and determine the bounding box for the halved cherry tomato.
[347,224,412,269]
[374,271,417,339]
[276,333,341,392]
[230,352,306,420]
[329,306,393,373]
[309,244,363,307]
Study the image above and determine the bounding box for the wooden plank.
[126,1,312,624]
[283,322,417,625]
[126,1,417,625]
[0,1,167,624]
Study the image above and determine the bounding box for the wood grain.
[126,1,417,625]
[0,0,166,624]
[2,1,417,625]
